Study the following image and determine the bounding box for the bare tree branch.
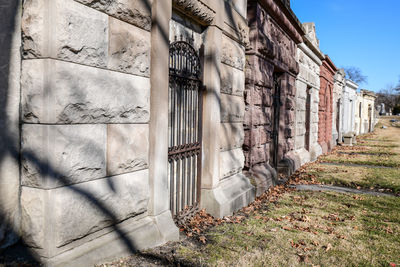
[343,66,368,84]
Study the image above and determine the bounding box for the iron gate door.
[271,73,281,170]
[168,40,202,216]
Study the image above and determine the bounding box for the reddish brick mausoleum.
[244,0,304,194]
[318,55,337,153]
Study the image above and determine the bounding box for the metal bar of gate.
[168,41,202,216]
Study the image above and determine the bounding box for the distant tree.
[376,83,400,112]
[343,66,368,84]
[395,75,400,92]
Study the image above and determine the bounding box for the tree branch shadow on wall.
[0,0,187,265]
[0,0,251,265]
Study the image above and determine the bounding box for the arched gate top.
[169,41,201,80]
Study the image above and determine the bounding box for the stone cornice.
[303,35,324,60]
[298,42,322,66]
[172,0,215,25]
[322,55,338,75]
[257,0,304,44]
[361,89,376,98]
[345,79,359,90]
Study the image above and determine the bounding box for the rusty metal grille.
[168,40,202,216]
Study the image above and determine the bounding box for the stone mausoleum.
[0,0,255,265]
[244,0,304,194]
[318,55,337,153]
[0,0,378,266]
[293,22,324,165]
[332,69,346,145]
[355,89,377,135]
[341,79,359,143]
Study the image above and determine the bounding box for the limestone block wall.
[341,79,358,136]
[318,56,337,154]
[245,0,303,194]
[355,94,363,135]
[355,90,376,135]
[294,40,323,164]
[0,1,21,250]
[197,0,254,218]
[332,69,345,144]
[19,0,177,264]
[220,34,246,181]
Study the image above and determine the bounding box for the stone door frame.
[148,0,219,220]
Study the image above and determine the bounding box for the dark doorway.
[270,73,282,170]
[168,39,202,216]
[305,87,311,151]
[336,100,340,137]
[368,105,372,132]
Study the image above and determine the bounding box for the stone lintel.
[172,0,215,26]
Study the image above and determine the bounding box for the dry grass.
[177,191,400,267]
[305,164,400,194]
[320,152,400,167]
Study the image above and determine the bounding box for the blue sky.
[291,0,400,92]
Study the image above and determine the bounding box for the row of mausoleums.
[0,0,377,265]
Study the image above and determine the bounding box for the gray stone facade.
[332,69,345,144]
[1,0,376,265]
[294,23,324,165]
[18,0,177,265]
[341,79,358,141]
[1,0,254,265]
[355,90,377,135]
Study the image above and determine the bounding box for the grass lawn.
[176,191,400,267]
[319,152,400,168]
[304,164,400,194]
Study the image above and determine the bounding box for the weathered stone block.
[109,17,150,77]
[21,170,149,249]
[244,106,270,126]
[296,125,306,136]
[220,93,245,123]
[220,123,244,151]
[295,137,305,150]
[107,124,149,176]
[262,89,272,107]
[245,56,273,88]
[285,112,295,125]
[221,35,245,70]
[21,0,46,58]
[251,144,268,165]
[75,0,152,31]
[220,148,245,179]
[54,171,149,247]
[225,0,247,19]
[20,187,46,249]
[22,0,108,67]
[221,63,245,96]
[21,59,150,124]
[21,124,107,189]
